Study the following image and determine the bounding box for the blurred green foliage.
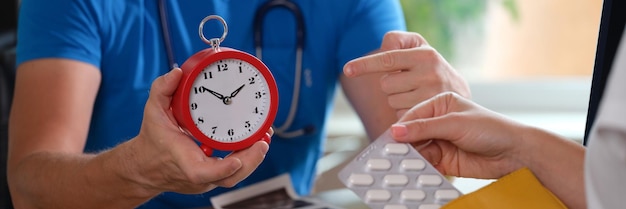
[400,0,517,59]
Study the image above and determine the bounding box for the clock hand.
[230,84,246,98]
[203,86,225,100]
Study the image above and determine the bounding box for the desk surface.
[313,189,368,209]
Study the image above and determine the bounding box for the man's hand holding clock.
[125,68,271,196]
[130,15,278,196]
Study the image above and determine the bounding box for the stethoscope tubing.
[158,0,179,69]
[254,0,311,138]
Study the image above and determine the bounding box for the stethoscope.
[158,0,314,138]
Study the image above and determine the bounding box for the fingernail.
[344,65,354,77]
[391,124,408,140]
[163,68,174,79]
[260,141,269,154]
[229,158,243,171]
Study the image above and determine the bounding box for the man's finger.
[380,31,429,51]
[149,68,183,109]
[187,157,243,184]
[344,47,434,77]
[214,141,269,187]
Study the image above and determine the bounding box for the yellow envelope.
[443,167,567,209]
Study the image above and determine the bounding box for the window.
[401,0,601,80]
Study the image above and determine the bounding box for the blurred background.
[0,0,604,207]
[318,0,602,197]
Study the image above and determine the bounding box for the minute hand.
[230,84,246,98]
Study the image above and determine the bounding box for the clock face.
[188,58,272,143]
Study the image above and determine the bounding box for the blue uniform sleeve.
[17,0,102,68]
[335,0,406,71]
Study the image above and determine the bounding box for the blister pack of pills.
[338,130,461,209]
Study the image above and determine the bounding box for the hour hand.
[230,84,245,98]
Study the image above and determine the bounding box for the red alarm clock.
[171,15,278,156]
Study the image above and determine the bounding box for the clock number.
[211,126,217,134]
[203,72,213,79]
[239,64,243,73]
[190,103,198,110]
[218,63,228,72]
[194,86,209,94]
[254,107,263,115]
[244,121,251,128]
[248,77,255,84]
[197,117,204,124]
[255,91,264,99]
[227,129,234,136]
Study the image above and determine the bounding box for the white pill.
[366,159,392,171]
[417,175,442,187]
[384,204,408,209]
[418,204,441,209]
[365,189,391,202]
[383,174,409,186]
[348,173,374,186]
[400,189,426,201]
[435,189,460,201]
[400,159,426,171]
[384,143,409,155]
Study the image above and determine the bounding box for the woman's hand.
[390,92,528,179]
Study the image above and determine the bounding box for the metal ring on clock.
[199,15,228,50]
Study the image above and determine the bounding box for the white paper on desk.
[210,174,342,209]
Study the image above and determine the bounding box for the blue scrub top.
[17,0,405,208]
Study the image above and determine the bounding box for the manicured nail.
[391,124,408,140]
